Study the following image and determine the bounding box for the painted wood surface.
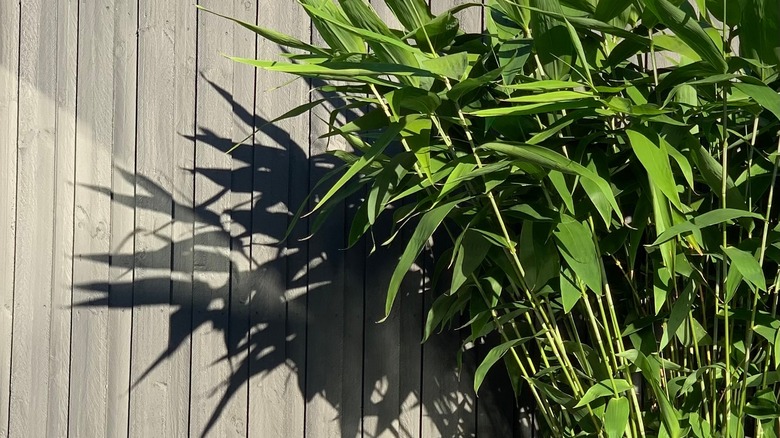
[0,0,20,434]
[0,1,519,437]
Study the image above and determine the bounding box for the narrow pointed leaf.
[384,199,462,319]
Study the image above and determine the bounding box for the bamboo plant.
[205,0,780,436]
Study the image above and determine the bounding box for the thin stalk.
[472,275,561,436]
[737,133,780,422]
[720,79,732,434]
[590,217,646,436]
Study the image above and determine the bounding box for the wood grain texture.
[2,0,521,436]
[191,1,249,436]
[303,29,359,438]
[104,0,138,436]
[70,0,117,434]
[9,0,78,435]
[361,4,423,437]
[247,0,310,436]
[131,0,195,435]
[0,0,20,434]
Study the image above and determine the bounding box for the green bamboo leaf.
[665,140,694,190]
[739,0,780,68]
[383,0,433,32]
[660,283,693,349]
[386,87,441,115]
[300,0,366,53]
[575,379,633,408]
[502,80,583,91]
[688,412,714,438]
[512,3,650,42]
[626,129,684,211]
[484,141,622,222]
[723,246,767,292]
[734,80,780,122]
[336,0,425,78]
[475,337,530,393]
[560,266,581,313]
[440,161,477,199]
[654,34,704,62]
[643,0,727,72]
[469,99,601,117]
[594,0,632,22]
[548,170,576,214]
[503,90,595,103]
[302,1,426,59]
[530,0,574,79]
[775,330,780,369]
[421,52,470,80]
[652,209,763,246]
[404,10,461,51]
[562,16,594,86]
[400,115,433,178]
[451,230,491,294]
[745,388,780,420]
[605,397,630,438]
[311,122,403,215]
[519,221,559,292]
[227,98,327,154]
[687,139,748,210]
[229,57,429,79]
[197,6,329,55]
[384,199,462,320]
[631,352,682,438]
[554,215,602,295]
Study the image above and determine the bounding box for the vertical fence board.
[50,0,80,435]
[9,0,78,435]
[226,0,256,435]
[0,0,20,434]
[191,1,249,436]
[170,0,197,437]
[105,0,138,436]
[247,1,310,437]
[70,0,118,434]
[303,29,360,437]
[360,5,424,437]
[131,0,195,435]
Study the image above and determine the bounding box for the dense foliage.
[208,0,780,436]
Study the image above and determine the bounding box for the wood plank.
[247,0,310,435]
[303,33,359,436]
[104,0,138,436]
[169,0,198,436]
[9,0,78,435]
[130,0,195,435]
[360,4,423,437]
[190,1,250,435]
[362,217,424,438]
[69,0,119,434]
[0,0,20,433]
[226,0,256,434]
[50,1,80,436]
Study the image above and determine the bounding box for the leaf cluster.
[208,0,780,436]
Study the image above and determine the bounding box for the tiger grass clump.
[208,0,780,436]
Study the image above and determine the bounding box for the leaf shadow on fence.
[72,78,521,438]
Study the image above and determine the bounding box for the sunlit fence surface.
[0,1,526,437]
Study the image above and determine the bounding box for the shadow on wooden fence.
[71,78,519,437]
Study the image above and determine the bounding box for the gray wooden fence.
[0,0,526,436]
